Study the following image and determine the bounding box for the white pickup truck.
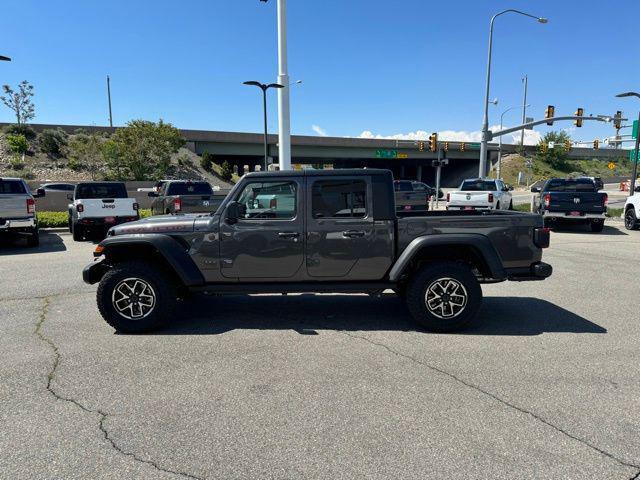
[624,184,640,230]
[446,178,514,211]
[1,177,45,247]
[68,182,139,241]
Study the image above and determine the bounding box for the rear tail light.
[543,194,551,209]
[534,227,551,248]
[77,203,84,213]
[174,198,182,212]
[269,198,278,209]
[26,198,35,214]
[488,193,494,203]
[446,193,450,203]
[603,193,608,207]
[133,202,139,211]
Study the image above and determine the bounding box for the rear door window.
[0,180,27,194]
[75,183,128,199]
[312,180,367,218]
[236,181,297,219]
[167,182,213,195]
[460,180,497,191]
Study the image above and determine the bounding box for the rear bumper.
[447,205,493,211]
[543,211,605,220]
[507,262,553,281]
[0,217,36,231]
[77,215,139,227]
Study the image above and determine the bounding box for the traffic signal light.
[418,141,425,152]
[428,132,438,152]
[540,143,547,154]
[564,139,571,151]
[444,141,449,152]
[545,105,555,126]
[613,111,622,129]
[574,108,584,127]
[593,139,599,149]
[460,142,465,152]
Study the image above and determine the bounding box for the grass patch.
[606,207,623,218]
[512,203,531,213]
[36,211,68,228]
[139,208,152,219]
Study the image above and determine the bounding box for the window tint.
[394,181,413,192]
[460,180,497,191]
[412,182,427,192]
[75,183,127,199]
[167,182,213,195]
[236,181,297,219]
[0,180,26,194]
[544,179,596,192]
[45,183,75,191]
[312,180,367,218]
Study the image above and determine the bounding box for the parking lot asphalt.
[1,223,639,480]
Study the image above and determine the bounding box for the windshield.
[167,182,213,195]
[75,183,127,199]
[394,181,413,192]
[544,179,596,192]
[460,180,496,191]
[0,179,27,194]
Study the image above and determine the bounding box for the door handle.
[278,232,300,239]
[342,230,365,238]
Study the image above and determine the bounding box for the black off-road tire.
[97,261,178,333]
[405,261,482,333]
[72,223,84,241]
[26,228,39,247]
[590,220,604,232]
[625,208,639,230]
[508,200,514,210]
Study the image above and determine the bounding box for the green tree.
[1,81,35,125]
[3,123,36,140]
[67,132,103,178]
[200,151,213,171]
[535,131,572,170]
[5,134,28,155]
[220,160,233,181]
[106,120,185,180]
[39,128,68,156]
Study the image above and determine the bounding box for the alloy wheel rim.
[626,211,634,229]
[112,278,156,320]
[424,277,468,319]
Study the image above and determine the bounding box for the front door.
[305,177,375,278]
[219,178,304,279]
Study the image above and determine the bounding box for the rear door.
[0,179,28,218]
[306,176,375,278]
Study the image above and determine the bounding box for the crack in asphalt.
[34,297,205,480]
[338,330,640,474]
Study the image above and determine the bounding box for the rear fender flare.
[389,234,506,282]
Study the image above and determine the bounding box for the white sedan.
[446,178,514,211]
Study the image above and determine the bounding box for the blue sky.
[2,0,638,146]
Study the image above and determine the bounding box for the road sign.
[397,153,408,159]
[375,149,397,159]
[468,143,481,149]
[629,149,640,163]
[548,141,555,149]
[525,117,534,130]
[633,120,638,139]
[608,162,616,170]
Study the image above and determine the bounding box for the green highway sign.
[468,143,481,149]
[633,120,638,140]
[629,149,640,163]
[375,149,397,159]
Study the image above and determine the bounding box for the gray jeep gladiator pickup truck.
[83,169,552,333]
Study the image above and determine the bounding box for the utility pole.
[106,75,113,127]
[276,0,291,170]
[520,75,528,149]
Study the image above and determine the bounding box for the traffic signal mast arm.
[487,115,626,141]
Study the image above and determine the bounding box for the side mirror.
[225,201,246,224]
[530,187,541,193]
[66,193,74,201]
[635,185,640,193]
[508,185,514,191]
[148,191,158,197]
[34,188,46,198]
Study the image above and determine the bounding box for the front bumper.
[507,262,553,282]
[543,211,605,220]
[83,259,109,285]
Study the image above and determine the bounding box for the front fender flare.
[388,234,507,282]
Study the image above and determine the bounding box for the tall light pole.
[519,75,528,149]
[260,0,292,170]
[479,10,547,178]
[244,81,284,171]
[498,104,530,179]
[106,75,113,128]
[616,92,640,195]
[0,55,10,62]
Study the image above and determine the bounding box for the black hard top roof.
[244,168,392,179]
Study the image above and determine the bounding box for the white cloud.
[312,125,328,137]
[357,126,542,146]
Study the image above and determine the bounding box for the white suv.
[624,185,640,230]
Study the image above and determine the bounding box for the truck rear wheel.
[405,262,482,332]
[96,261,177,333]
[590,219,604,232]
[72,223,84,241]
[26,228,39,247]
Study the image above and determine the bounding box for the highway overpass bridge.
[6,124,628,187]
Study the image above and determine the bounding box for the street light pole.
[519,75,528,149]
[244,81,284,171]
[276,0,291,171]
[0,55,11,62]
[106,75,113,128]
[479,10,547,178]
[615,92,640,196]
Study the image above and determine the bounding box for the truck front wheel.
[405,262,482,332]
[96,261,177,333]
